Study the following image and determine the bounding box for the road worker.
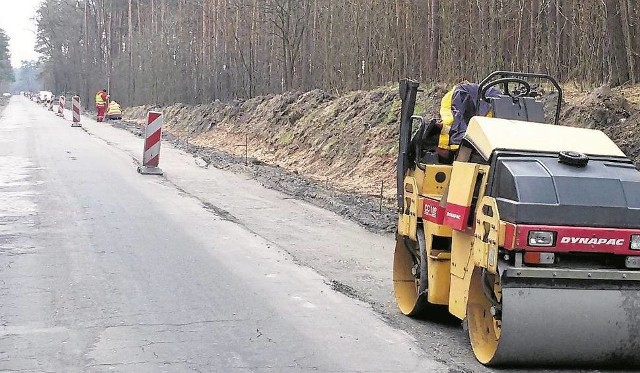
[436,82,500,163]
[105,100,123,120]
[95,88,108,122]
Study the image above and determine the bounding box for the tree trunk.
[429,0,440,75]
[606,0,630,86]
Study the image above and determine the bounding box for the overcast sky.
[0,0,42,67]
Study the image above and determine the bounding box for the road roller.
[393,71,640,366]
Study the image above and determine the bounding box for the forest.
[35,0,640,107]
[0,28,14,93]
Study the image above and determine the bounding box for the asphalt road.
[0,97,450,372]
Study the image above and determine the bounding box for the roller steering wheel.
[480,77,531,103]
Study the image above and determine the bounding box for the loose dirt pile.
[561,85,640,163]
[121,83,640,232]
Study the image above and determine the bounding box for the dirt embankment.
[125,84,447,197]
[122,83,640,232]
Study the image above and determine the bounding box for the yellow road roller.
[393,71,640,366]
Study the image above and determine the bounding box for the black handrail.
[397,79,420,211]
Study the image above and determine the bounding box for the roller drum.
[496,286,640,365]
[469,268,640,366]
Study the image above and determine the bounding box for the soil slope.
[122,84,640,230]
[124,84,448,199]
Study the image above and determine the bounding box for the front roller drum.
[392,232,429,316]
[467,269,640,366]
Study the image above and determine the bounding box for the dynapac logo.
[559,237,625,246]
[446,211,461,221]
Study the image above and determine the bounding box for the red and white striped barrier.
[57,96,65,117]
[137,111,164,175]
[71,96,81,127]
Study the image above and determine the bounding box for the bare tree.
[605,0,630,86]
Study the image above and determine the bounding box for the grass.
[386,99,401,124]
[279,130,295,145]
[374,143,398,157]
[413,102,425,116]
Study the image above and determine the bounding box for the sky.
[0,0,42,67]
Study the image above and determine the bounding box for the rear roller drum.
[392,228,429,316]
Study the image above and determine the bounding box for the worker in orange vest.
[95,88,108,122]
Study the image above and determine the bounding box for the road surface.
[0,97,451,372]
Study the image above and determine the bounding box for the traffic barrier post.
[58,96,65,117]
[71,96,81,127]
[137,111,164,175]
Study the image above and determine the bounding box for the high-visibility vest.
[107,101,122,114]
[438,86,456,151]
[95,91,106,105]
